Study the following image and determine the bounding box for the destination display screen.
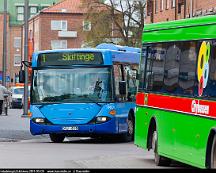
[37,52,103,66]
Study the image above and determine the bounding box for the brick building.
[27,0,119,52]
[0,0,61,85]
[28,0,87,52]
[146,0,216,23]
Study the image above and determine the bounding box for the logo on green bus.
[197,41,210,96]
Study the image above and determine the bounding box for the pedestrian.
[0,82,10,115]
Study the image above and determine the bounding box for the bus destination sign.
[38,52,103,66]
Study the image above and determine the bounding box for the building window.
[171,0,176,8]
[30,7,38,18]
[160,0,164,11]
[155,0,158,13]
[14,37,21,48]
[14,55,22,66]
[147,0,154,16]
[17,6,24,21]
[51,20,67,31]
[166,0,170,9]
[83,21,91,31]
[51,40,67,49]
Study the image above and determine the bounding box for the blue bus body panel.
[30,102,135,136]
[30,117,118,135]
[111,51,140,64]
[39,103,101,125]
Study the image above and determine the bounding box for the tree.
[82,0,146,47]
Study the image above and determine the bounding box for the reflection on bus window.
[32,67,112,103]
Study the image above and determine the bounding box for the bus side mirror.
[19,70,25,83]
[119,81,126,95]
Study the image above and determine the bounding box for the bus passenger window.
[163,43,180,93]
[138,47,147,91]
[114,64,123,99]
[178,42,197,96]
[126,65,138,101]
[145,44,166,92]
[203,41,216,98]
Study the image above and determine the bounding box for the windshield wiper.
[79,95,102,107]
[43,96,61,102]
[61,94,76,101]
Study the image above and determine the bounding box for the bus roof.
[32,45,140,67]
[96,43,141,64]
[96,43,141,53]
[143,15,216,44]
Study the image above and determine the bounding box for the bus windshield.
[32,67,113,104]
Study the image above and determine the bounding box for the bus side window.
[203,40,216,97]
[126,65,138,101]
[145,44,166,92]
[163,43,180,93]
[138,47,147,91]
[178,42,197,96]
[114,64,123,100]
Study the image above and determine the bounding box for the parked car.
[9,86,24,109]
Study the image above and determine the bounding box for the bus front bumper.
[30,118,120,136]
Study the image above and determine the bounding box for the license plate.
[62,126,79,131]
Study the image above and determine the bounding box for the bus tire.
[210,135,216,168]
[49,134,65,143]
[122,113,135,142]
[152,131,171,166]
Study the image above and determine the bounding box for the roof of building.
[41,0,110,14]
[41,0,85,13]
[28,0,121,23]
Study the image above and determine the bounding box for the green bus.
[135,15,216,168]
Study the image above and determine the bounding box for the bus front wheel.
[152,131,171,166]
[122,114,134,142]
[49,134,65,143]
[210,135,216,168]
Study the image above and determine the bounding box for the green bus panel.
[143,15,216,44]
[143,24,216,44]
[135,106,216,168]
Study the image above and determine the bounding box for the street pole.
[2,0,7,87]
[23,0,29,117]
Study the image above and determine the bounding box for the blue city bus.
[29,43,140,143]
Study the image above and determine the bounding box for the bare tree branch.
[82,0,146,47]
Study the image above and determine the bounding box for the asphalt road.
[0,109,192,169]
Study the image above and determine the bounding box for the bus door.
[145,44,176,156]
[113,64,136,133]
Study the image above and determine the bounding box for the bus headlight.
[32,118,52,125]
[96,116,111,123]
[34,118,45,124]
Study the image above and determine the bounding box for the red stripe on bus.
[136,92,145,106]
[140,93,216,119]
